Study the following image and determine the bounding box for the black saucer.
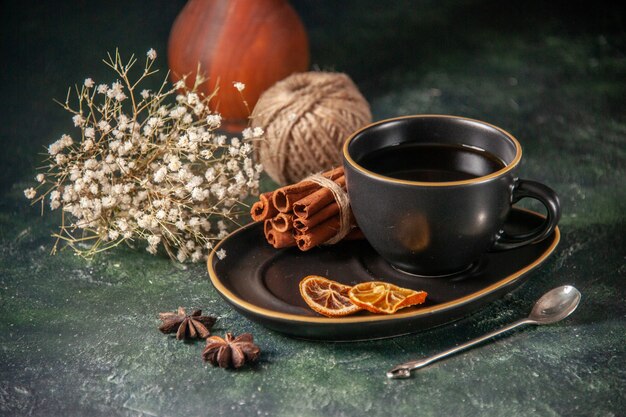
[207,209,560,341]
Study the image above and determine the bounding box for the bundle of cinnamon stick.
[250,167,363,251]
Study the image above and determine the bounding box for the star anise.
[158,307,216,340]
[202,332,261,369]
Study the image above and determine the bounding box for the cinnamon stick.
[293,203,339,232]
[264,219,296,249]
[295,216,342,251]
[292,176,346,219]
[251,191,278,222]
[271,213,294,232]
[272,166,344,213]
[295,223,365,251]
[263,219,273,236]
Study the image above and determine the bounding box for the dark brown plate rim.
[207,211,560,325]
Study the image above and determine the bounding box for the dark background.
[0,1,624,416]
[1,0,624,196]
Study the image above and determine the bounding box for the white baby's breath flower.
[97,120,111,133]
[241,128,254,140]
[191,250,203,262]
[216,248,227,260]
[27,49,265,263]
[101,196,116,208]
[186,175,203,191]
[157,106,168,117]
[82,139,94,151]
[73,114,85,127]
[167,209,179,222]
[240,143,252,156]
[205,114,221,128]
[49,134,74,155]
[191,187,206,201]
[110,81,123,94]
[24,187,36,199]
[234,172,246,185]
[186,92,199,105]
[116,219,128,231]
[109,140,121,152]
[117,114,129,130]
[48,142,61,155]
[153,166,167,183]
[212,185,226,200]
[226,159,239,172]
[60,134,73,147]
[167,156,181,172]
[147,235,161,246]
[55,154,68,165]
[84,158,98,169]
[193,103,205,116]
[204,168,215,182]
[169,106,186,119]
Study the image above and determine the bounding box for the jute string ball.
[251,71,372,185]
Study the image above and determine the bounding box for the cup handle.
[492,179,561,251]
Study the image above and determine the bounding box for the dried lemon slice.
[348,281,427,314]
[299,275,362,317]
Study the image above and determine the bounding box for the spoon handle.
[387,318,534,379]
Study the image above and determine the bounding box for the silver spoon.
[387,285,581,379]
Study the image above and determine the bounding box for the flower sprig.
[25,49,264,262]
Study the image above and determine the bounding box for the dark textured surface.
[1,1,625,416]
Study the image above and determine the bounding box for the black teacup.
[342,115,561,276]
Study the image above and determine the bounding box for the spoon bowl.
[529,285,581,324]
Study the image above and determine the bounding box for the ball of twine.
[251,71,372,185]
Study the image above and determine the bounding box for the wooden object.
[168,0,310,130]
